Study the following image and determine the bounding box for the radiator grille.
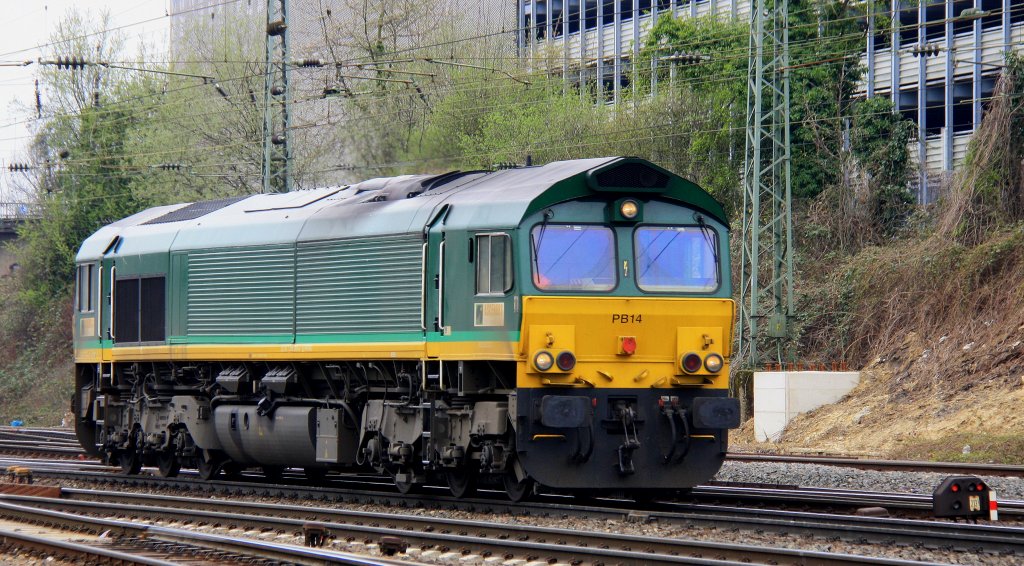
[186,245,295,336]
[296,234,423,335]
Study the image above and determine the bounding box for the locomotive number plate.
[612,314,643,324]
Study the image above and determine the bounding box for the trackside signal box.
[933,475,997,520]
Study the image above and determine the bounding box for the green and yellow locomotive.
[72,157,739,499]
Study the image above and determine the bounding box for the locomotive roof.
[77,157,727,262]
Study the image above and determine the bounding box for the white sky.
[0,1,169,203]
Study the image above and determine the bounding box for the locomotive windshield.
[531,224,616,291]
[634,226,719,292]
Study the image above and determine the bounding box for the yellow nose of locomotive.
[517,296,734,389]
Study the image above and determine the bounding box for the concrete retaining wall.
[753,371,860,443]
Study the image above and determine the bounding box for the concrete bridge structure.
[0,202,33,278]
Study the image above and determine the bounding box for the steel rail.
[4,490,930,566]
[728,452,1024,477]
[0,528,178,566]
[692,484,1024,516]
[58,487,1024,554]
[0,499,406,566]
[9,461,1024,520]
[0,427,78,440]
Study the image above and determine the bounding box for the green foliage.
[851,97,915,235]
[401,72,744,212]
[939,52,1024,243]
[642,14,749,106]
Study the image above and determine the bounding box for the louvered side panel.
[187,245,296,337]
[297,234,423,335]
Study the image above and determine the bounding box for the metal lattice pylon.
[738,0,795,367]
[262,0,292,193]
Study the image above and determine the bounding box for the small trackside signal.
[933,475,995,520]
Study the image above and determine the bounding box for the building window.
[952,0,975,34]
[899,88,918,124]
[568,0,581,33]
[602,0,615,24]
[1013,0,1024,25]
[898,0,919,45]
[585,0,598,29]
[980,75,998,113]
[925,84,945,136]
[952,82,973,132]
[475,234,513,295]
[536,1,548,39]
[924,0,946,41]
[552,0,565,37]
[620,0,634,22]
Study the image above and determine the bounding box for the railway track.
[0,487,962,565]
[727,452,1024,478]
[0,497,406,565]
[14,458,1021,519]
[3,462,1022,558]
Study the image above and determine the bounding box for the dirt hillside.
[733,309,1024,463]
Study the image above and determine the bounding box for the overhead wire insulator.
[267,20,287,36]
[294,58,324,68]
[54,56,87,70]
[911,43,942,57]
[7,163,31,172]
[665,51,705,64]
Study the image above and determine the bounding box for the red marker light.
[621,336,637,355]
[681,353,702,373]
[556,351,577,371]
[951,484,960,493]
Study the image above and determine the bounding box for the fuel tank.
[214,406,317,466]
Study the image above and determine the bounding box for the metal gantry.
[738,0,795,367]
[262,0,292,193]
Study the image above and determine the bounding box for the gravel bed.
[714,460,1024,500]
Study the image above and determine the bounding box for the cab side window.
[76,264,95,312]
[475,234,513,295]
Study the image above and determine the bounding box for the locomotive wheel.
[119,429,143,475]
[196,450,221,481]
[304,467,328,483]
[118,450,142,475]
[502,472,534,502]
[445,470,476,498]
[262,466,284,482]
[393,468,418,494]
[222,461,244,479]
[156,451,180,478]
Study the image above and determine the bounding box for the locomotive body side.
[71,157,738,497]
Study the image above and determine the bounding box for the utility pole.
[738,0,795,367]
[262,0,292,193]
